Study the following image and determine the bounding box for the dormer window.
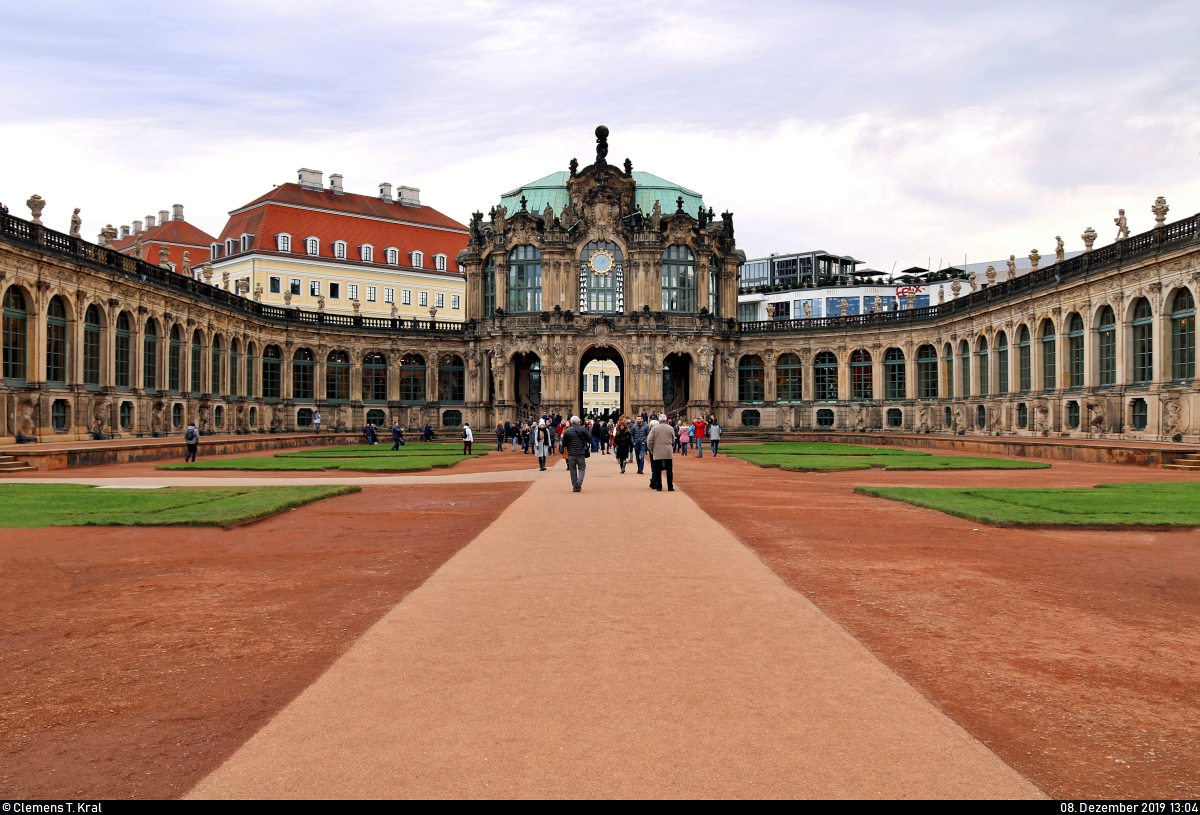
[410,251,424,268]
[210,242,221,258]
[305,237,319,255]
[225,238,237,256]
[277,233,291,252]
[360,244,373,263]
[434,253,447,271]
[333,241,347,260]
[240,233,254,252]
[386,248,398,265]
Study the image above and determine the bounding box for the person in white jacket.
[462,423,474,455]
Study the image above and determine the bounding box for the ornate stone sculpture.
[283,290,293,306]
[874,295,883,312]
[950,278,961,298]
[968,272,978,292]
[595,124,609,164]
[985,265,997,286]
[317,294,326,311]
[1152,196,1169,226]
[1114,209,1129,240]
[1055,236,1065,262]
[181,251,191,277]
[938,286,945,304]
[351,299,361,314]
[133,233,144,259]
[1082,226,1097,251]
[803,300,812,318]
[839,297,849,315]
[648,201,662,231]
[69,208,82,237]
[542,202,554,227]
[202,261,213,285]
[159,244,171,268]
[494,205,507,233]
[624,158,632,175]
[1029,249,1040,270]
[1007,255,1017,275]
[100,224,117,248]
[253,282,263,302]
[26,194,45,225]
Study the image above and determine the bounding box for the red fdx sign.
[895,285,924,297]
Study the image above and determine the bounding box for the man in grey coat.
[646,413,676,492]
[562,415,592,492]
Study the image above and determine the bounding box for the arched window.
[850,349,872,400]
[190,330,202,393]
[1171,289,1195,382]
[411,251,424,268]
[168,325,181,393]
[959,340,970,398]
[326,350,350,401]
[386,247,399,265]
[1068,313,1085,388]
[438,354,465,402]
[360,244,373,262]
[1018,325,1032,391]
[46,296,67,385]
[943,344,954,398]
[482,255,496,318]
[276,234,291,252]
[2,287,29,383]
[263,345,281,400]
[977,337,989,396]
[332,240,347,260]
[399,353,426,402]
[738,354,765,402]
[996,331,1009,394]
[1132,298,1153,384]
[292,347,314,400]
[1041,320,1056,391]
[916,344,938,400]
[884,348,906,400]
[708,256,720,316]
[662,245,696,312]
[143,319,158,391]
[84,305,101,388]
[814,351,838,402]
[363,352,387,401]
[776,352,803,402]
[116,312,132,389]
[211,335,224,397]
[305,237,319,255]
[434,254,447,271]
[1098,306,1116,386]
[580,241,623,314]
[230,338,241,398]
[507,245,542,312]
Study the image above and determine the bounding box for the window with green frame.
[2,287,27,383]
[1132,298,1153,384]
[884,347,906,400]
[943,344,954,398]
[776,352,803,402]
[507,245,542,312]
[813,351,838,402]
[262,345,281,400]
[326,350,350,401]
[292,347,314,400]
[662,245,696,312]
[438,354,465,402]
[1018,325,1031,391]
[142,319,157,391]
[399,353,426,402]
[708,256,720,316]
[1068,313,1084,388]
[168,325,181,393]
[46,296,67,385]
[482,255,496,317]
[738,354,765,402]
[230,338,241,397]
[190,330,202,393]
[996,331,1009,394]
[1041,320,1056,391]
[977,337,989,396]
[1098,306,1116,386]
[363,352,387,401]
[1171,288,1195,381]
[916,345,937,399]
[84,305,101,388]
[850,349,872,400]
[959,340,970,398]
[116,312,132,389]
[246,343,256,397]
[211,335,224,397]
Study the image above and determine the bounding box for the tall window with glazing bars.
[1098,306,1116,386]
[916,345,937,399]
[1171,289,1195,382]
[776,353,802,402]
[507,245,542,312]
[482,255,496,317]
[738,354,764,402]
[884,348,905,399]
[46,296,67,385]
[662,245,696,312]
[1132,298,1153,384]
[1068,313,1084,388]
[850,349,872,400]
[814,352,838,402]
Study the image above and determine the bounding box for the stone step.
[0,461,34,472]
[1162,462,1200,470]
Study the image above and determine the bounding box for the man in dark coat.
[562,416,592,492]
[391,422,404,450]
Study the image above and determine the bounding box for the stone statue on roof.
[721,210,734,239]
[134,232,144,259]
[1082,226,1097,251]
[697,205,707,229]
[1152,196,1169,226]
[159,244,171,268]
[985,265,997,285]
[494,204,507,233]
[1055,236,1065,262]
[69,208,81,237]
[1114,208,1129,240]
[1029,248,1040,270]
[1006,255,1016,275]
[543,202,554,227]
[569,158,578,176]
[26,194,44,225]
[803,300,812,318]
[100,224,117,247]
[630,204,644,231]
[595,125,609,164]
[649,201,662,231]
[560,203,571,228]
[624,158,632,175]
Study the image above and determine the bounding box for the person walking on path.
[533,419,553,471]
[630,415,649,474]
[691,416,707,457]
[496,422,505,451]
[614,419,632,474]
[462,422,474,455]
[391,422,405,450]
[708,419,722,456]
[313,410,321,434]
[184,421,199,462]
[562,416,592,492]
[646,418,658,487]
[677,421,690,456]
[647,413,676,492]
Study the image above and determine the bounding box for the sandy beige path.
[187,454,1041,799]
[0,468,546,487]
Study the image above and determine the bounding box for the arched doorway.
[662,352,692,419]
[578,346,625,420]
[512,352,542,422]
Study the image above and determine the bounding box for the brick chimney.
[379,182,393,203]
[132,220,143,233]
[120,225,131,239]
[158,209,169,224]
[297,168,324,190]
[145,215,156,229]
[329,174,344,195]
[172,204,184,221]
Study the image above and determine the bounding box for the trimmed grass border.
[0,484,360,528]
[856,481,1200,527]
[728,450,1049,472]
[158,455,469,472]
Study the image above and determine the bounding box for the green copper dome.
[499,171,706,220]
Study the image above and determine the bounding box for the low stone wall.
[10,432,365,470]
[779,432,1198,467]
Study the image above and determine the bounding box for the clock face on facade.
[589,248,615,276]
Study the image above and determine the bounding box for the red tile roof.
[229,183,468,232]
[114,219,217,274]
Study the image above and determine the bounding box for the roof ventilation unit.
[397,186,420,207]
[297,168,324,190]
[329,174,344,195]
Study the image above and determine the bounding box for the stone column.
[696,252,710,315]
[495,262,508,314]
[872,350,885,401]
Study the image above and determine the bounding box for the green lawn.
[159,454,469,472]
[726,443,1047,472]
[856,481,1200,526]
[275,445,483,458]
[0,484,359,528]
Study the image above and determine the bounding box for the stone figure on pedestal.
[26,194,45,225]
[69,208,82,237]
[1152,196,1169,226]
[1055,236,1065,262]
[1082,227,1097,251]
[1114,209,1129,240]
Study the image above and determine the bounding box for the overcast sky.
[2,0,1198,271]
